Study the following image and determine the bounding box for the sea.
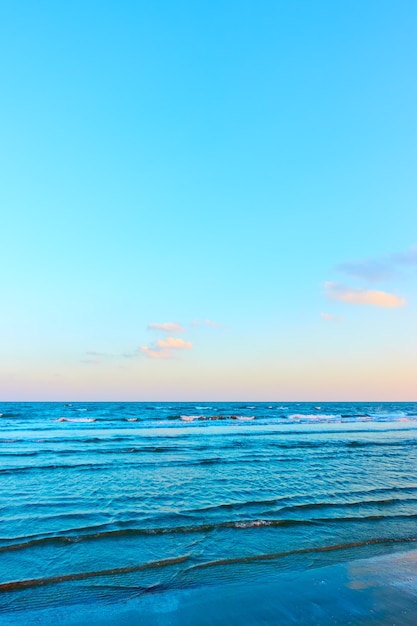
[1,401,417,625]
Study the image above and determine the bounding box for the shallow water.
[1,402,417,623]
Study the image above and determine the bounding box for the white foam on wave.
[289,413,341,420]
[56,417,96,423]
[180,415,200,422]
[235,520,271,528]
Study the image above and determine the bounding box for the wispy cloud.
[148,322,185,333]
[189,318,227,329]
[337,244,417,283]
[337,259,396,283]
[84,349,138,361]
[86,350,108,356]
[320,312,345,322]
[324,282,406,308]
[391,245,417,266]
[140,346,172,360]
[204,319,224,328]
[81,358,101,365]
[189,319,201,327]
[141,336,193,359]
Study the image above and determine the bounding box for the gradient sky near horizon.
[1,1,416,401]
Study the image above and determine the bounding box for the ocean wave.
[2,399,417,608]
[3,511,417,557]
[186,536,417,572]
[55,418,96,423]
[367,411,410,419]
[0,451,39,457]
[0,554,190,593]
[235,520,272,528]
[180,415,255,422]
[0,461,114,474]
[0,520,314,555]
[279,496,417,514]
[289,414,342,420]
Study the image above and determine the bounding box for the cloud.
[392,245,417,266]
[156,337,192,350]
[140,346,172,359]
[86,350,108,356]
[81,358,101,364]
[189,319,202,327]
[337,244,417,283]
[141,336,192,359]
[204,319,224,328]
[337,259,396,283]
[189,318,227,328]
[320,312,345,322]
[148,322,184,333]
[84,349,139,361]
[324,282,406,308]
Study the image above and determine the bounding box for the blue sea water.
[1,401,417,624]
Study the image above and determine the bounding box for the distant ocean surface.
[2,402,417,625]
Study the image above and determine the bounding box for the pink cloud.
[141,337,192,359]
[324,282,406,308]
[156,337,192,350]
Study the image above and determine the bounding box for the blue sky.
[1,1,416,400]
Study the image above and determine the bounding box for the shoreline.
[2,548,417,625]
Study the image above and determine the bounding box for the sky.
[1,0,416,401]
